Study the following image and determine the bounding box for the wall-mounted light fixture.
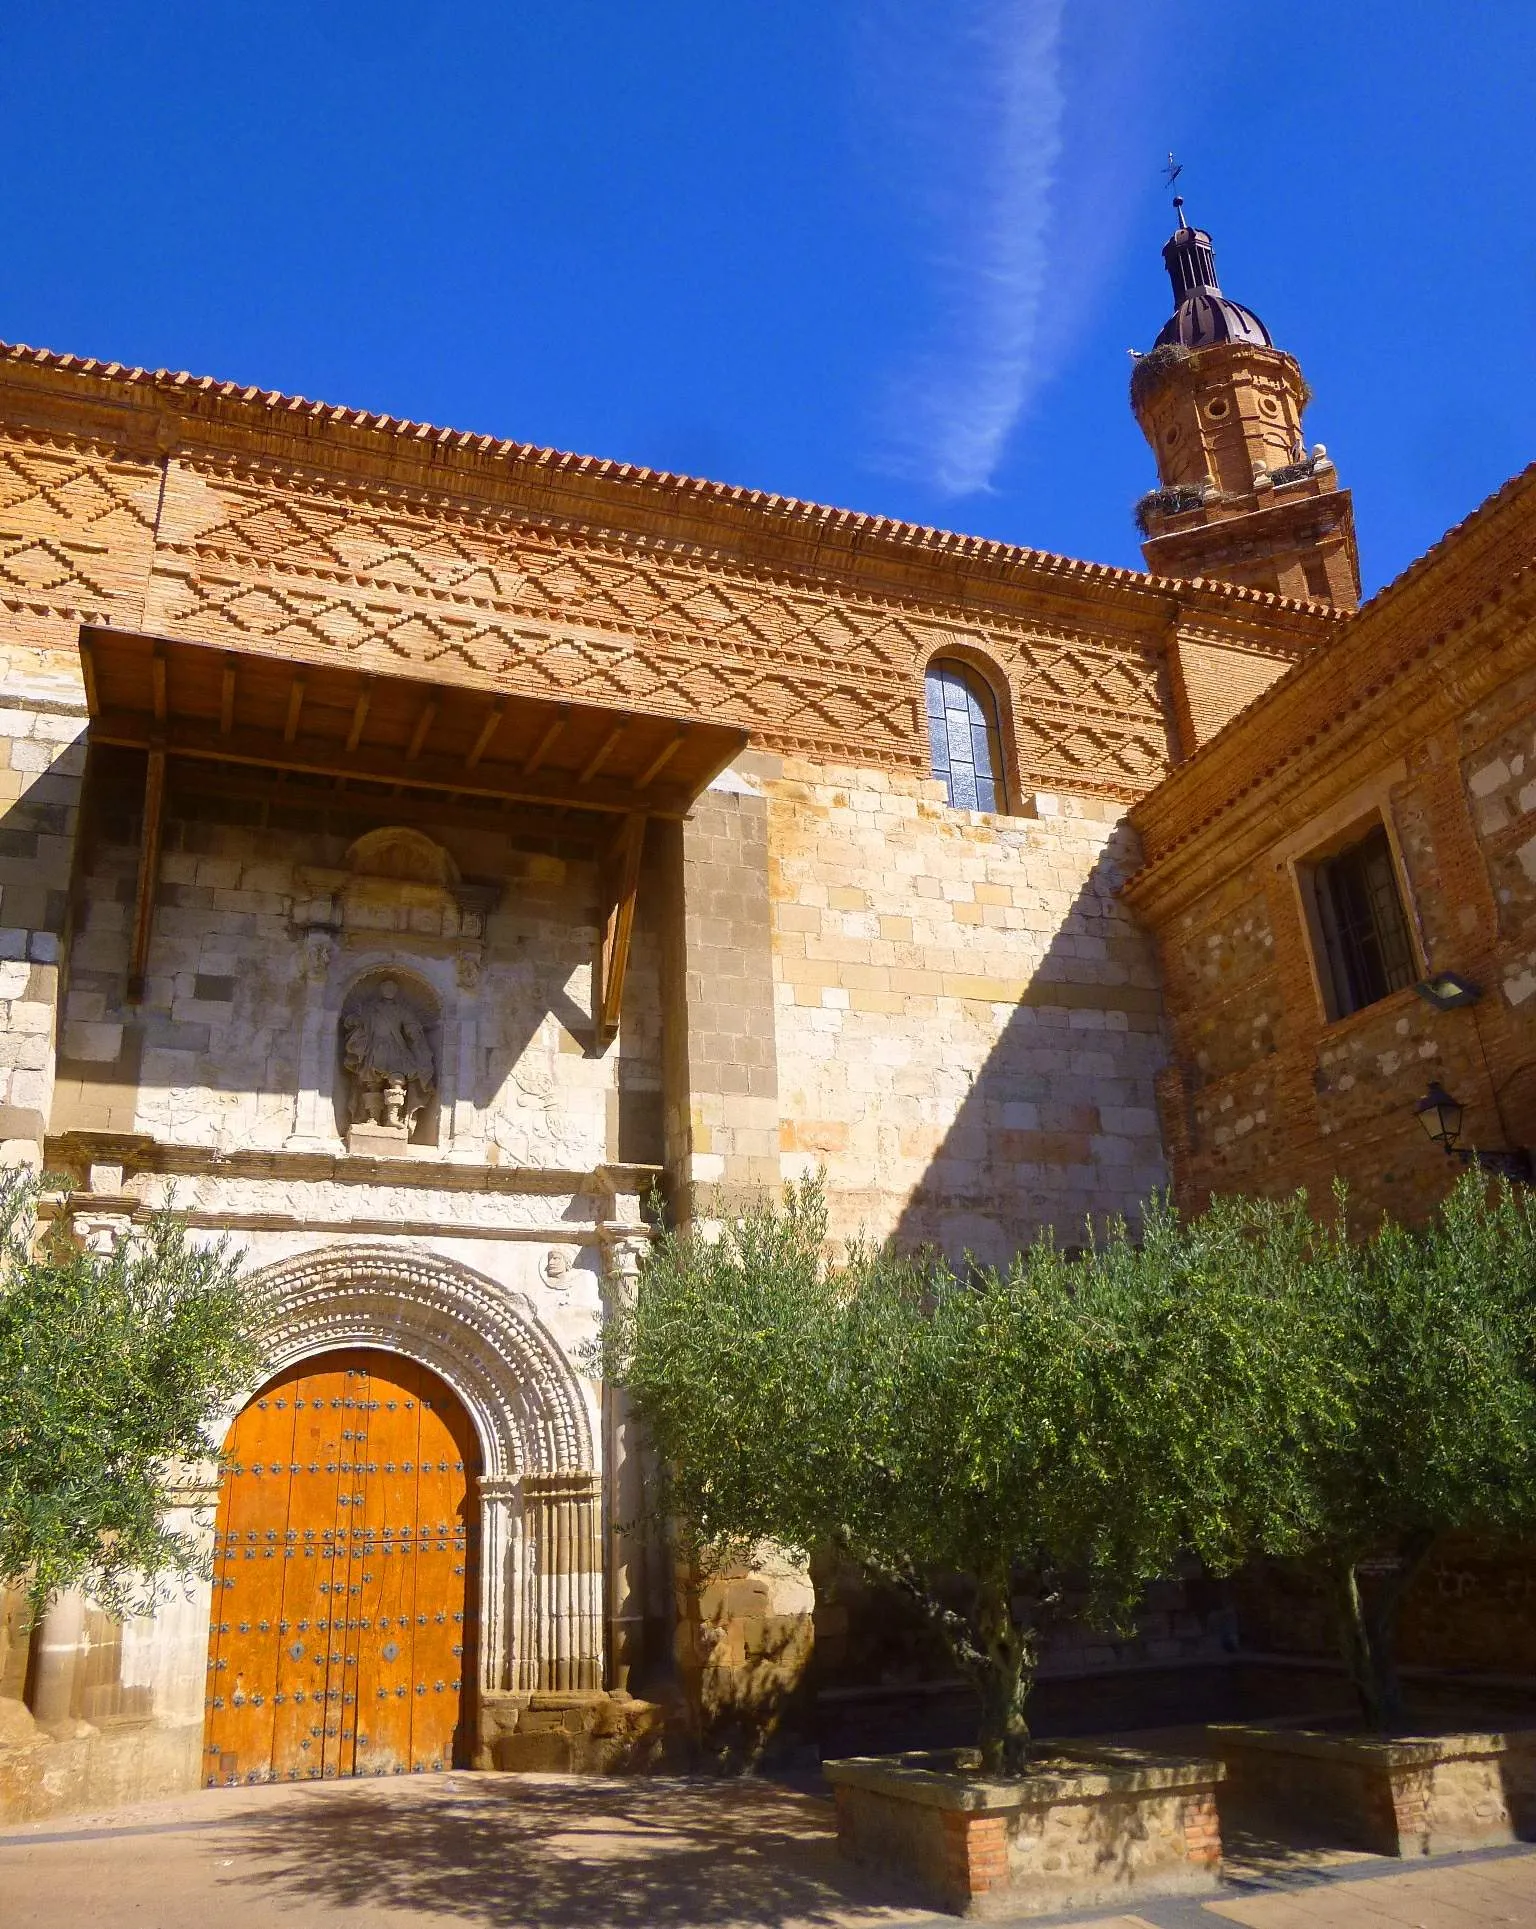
[1414,1080,1531,1181]
[1413,972,1482,1012]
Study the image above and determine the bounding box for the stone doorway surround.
[240,1243,605,1733]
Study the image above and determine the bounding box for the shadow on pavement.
[215,1774,926,1929]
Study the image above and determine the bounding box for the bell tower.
[1131,198,1359,608]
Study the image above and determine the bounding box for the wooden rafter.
[220,656,237,734]
[91,709,693,819]
[78,629,750,820]
[406,697,438,760]
[283,675,306,744]
[581,722,627,784]
[596,812,647,1047]
[636,728,687,789]
[345,678,374,752]
[465,698,506,770]
[523,706,570,778]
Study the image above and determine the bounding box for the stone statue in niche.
[342,978,436,1138]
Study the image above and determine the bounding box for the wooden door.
[204,1348,479,1785]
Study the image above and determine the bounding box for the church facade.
[1,210,1532,1813]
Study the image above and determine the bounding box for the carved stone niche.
[293,827,495,965]
[337,968,443,1151]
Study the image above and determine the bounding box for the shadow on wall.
[889,824,1170,1267]
[47,745,665,1166]
[210,1775,918,1928]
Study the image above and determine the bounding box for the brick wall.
[1128,469,1536,1222]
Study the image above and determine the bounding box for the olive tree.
[1264,1176,1536,1730]
[603,1177,1329,1772]
[0,1172,261,1615]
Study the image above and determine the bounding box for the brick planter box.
[1211,1722,1536,1856]
[823,1746,1224,1920]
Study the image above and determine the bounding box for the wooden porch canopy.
[78,626,747,819]
[80,625,748,1038]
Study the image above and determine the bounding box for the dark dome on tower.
[1152,199,1273,351]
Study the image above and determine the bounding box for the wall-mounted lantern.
[1414,1080,1531,1181]
[1413,972,1482,1013]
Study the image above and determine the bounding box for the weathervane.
[1162,152,1191,230]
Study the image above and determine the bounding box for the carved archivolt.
[242,1242,594,1480]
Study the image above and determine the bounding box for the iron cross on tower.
[1162,153,1190,229]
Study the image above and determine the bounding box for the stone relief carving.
[340,976,437,1136]
[300,929,335,980]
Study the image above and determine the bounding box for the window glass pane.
[924,661,1002,813]
[1315,824,1415,1017]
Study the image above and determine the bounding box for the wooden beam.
[465,698,506,771]
[283,675,306,744]
[219,656,237,735]
[581,722,628,785]
[79,639,99,715]
[127,747,166,1002]
[162,759,609,852]
[523,705,570,778]
[91,710,699,819]
[597,812,647,1046]
[345,678,374,753]
[636,728,687,789]
[406,697,438,761]
[151,649,167,723]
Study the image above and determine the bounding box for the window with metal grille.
[1311,823,1415,1018]
[924,660,1004,813]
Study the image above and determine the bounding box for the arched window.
[924,659,1005,812]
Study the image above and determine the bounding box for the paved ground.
[1,1773,1533,1929]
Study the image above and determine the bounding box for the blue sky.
[2,3,1531,595]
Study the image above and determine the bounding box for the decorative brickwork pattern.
[0,343,1334,806]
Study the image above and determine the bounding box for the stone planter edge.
[823,1745,1223,1809]
[1209,1720,1532,1768]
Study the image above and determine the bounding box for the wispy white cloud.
[858,0,1158,497]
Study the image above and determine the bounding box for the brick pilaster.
[938,1808,1009,1908]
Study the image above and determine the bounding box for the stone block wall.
[1234,1533,1536,1687]
[767,759,1168,1259]
[50,750,664,1166]
[658,772,780,1226]
[0,679,89,1162]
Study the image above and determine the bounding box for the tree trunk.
[1333,1532,1436,1732]
[972,1572,1034,1775]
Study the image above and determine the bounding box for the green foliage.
[604,1177,1279,1770]
[0,1172,262,1617]
[606,1172,1536,1757]
[1249,1177,1536,1727]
